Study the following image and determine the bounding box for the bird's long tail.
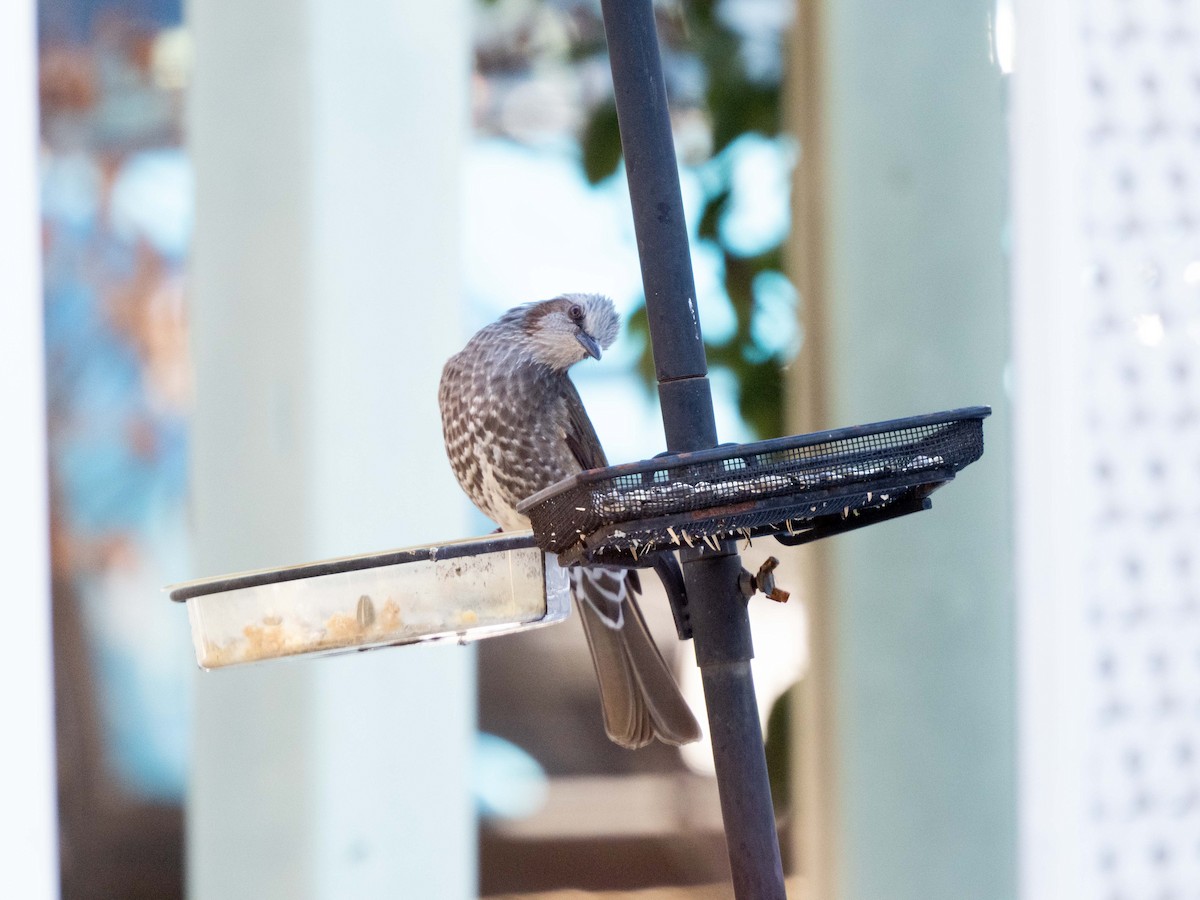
[571,567,702,749]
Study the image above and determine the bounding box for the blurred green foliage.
[474,0,795,438]
[579,1,791,439]
[765,680,794,815]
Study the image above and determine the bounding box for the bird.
[438,293,701,749]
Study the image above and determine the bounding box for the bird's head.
[521,293,620,372]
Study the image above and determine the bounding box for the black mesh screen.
[519,408,989,566]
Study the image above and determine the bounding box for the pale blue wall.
[819,1,1015,897]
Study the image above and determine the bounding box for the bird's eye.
[568,303,585,323]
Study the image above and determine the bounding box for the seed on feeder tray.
[866,491,873,502]
[667,525,680,545]
[904,454,944,471]
[356,595,375,629]
[681,530,694,548]
[842,506,850,519]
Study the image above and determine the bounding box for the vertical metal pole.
[598,2,788,897]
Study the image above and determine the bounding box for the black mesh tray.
[517,406,990,567]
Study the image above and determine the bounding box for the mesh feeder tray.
[518,406,991,568]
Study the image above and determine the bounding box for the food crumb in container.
[324,614,360,642]
[377,598,403,631]
[201,598,414,666]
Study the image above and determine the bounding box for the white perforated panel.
[1079,0,1200,895]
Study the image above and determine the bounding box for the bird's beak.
[576,330,602,360]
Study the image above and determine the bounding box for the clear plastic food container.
[168,532,570,669]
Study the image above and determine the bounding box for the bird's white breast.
[474,444,532,532]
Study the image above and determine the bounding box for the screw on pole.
[597,1,789,897]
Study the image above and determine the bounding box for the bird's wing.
[561,377,609,471]
[556,375,640,600]
[561,377,630,622]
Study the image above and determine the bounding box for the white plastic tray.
[167,532,570,669]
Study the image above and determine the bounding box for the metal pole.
[598,2,788,897]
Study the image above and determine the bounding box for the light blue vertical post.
[186,1,475,897]
[817,2,1015,898]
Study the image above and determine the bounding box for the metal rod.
[598,1,788,896]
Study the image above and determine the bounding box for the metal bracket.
[772,494,934,547]
[652,552,693,641]
[738,557,790,604]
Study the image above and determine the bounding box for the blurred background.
[10,0,1198,897]
[36,0,807,895]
